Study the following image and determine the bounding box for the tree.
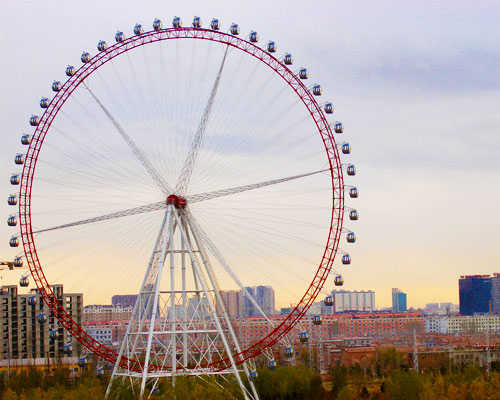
[329,365,348,397]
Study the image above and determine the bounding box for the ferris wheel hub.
[166,194,187,209]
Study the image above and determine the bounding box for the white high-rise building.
[330,290,375,313]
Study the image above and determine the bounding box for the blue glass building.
[459,275,492,315]
[392,288,407,312]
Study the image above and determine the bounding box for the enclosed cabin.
[267,360,276,370]
[81,52,91,63]
[324,102,334,114]
[9,237,19,247]
[14,154,24,165]
[334,275,344,286]
[78,358,88,368]
[27,295,37,306]
[334,122,344,134]
[349,187,358,198]
[230,23,240,35]
[52,81,62,92]
[1,288,9,296]
[63,344,73,354]
[13,257,23,268]
[324,296,334,306]
[346,165,356,176]
[97,40,108,52]
[10,174,20,185]
[313,315,322,325]
[341,143,351,154]
[299,68,309,79]
[153,19,163,31]
[299,332,309,343]
[172,16,182,28]
[346,232,356,243]
[7,216,17,227]
[29,115,40,126]
[312,84,322,96]
[192,16,202,28]
[284,346,294,358]
[283,53,293,65]
[21,134,32,145]
[342,254,351,265]
[249,371,258,382]
[37,312,47,324]
[96,368,104,378]
[19,277,29,287]
[249,31,259,43]
[8,195,18,206]
[349,209,359,221]
[267,41,277,53]
[210,18,220,30]
[134,24,144,35]
[65,66,76,76]
[40,97,50,108]
[115,31,126,42]
[49,329,59,341]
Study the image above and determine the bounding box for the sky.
[1,0,499,309]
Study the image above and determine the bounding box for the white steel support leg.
[140,208,172,397]
[189,221,260,400]
[169,211,177,385]
[172,210,253,400]
[181,227,188,367]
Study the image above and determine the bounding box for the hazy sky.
[1,0,499,309]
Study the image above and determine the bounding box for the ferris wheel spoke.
[187,168,330,204]
[175,45,229,196]
[33,200,166,234]
[184,209,274,326]
[84,85,173,196]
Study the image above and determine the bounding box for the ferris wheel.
[8,15,358,399]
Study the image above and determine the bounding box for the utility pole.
[413,329,419,372]
[486,329,491,378]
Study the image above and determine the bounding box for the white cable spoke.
[84,85,173,195]
[187,168,329,204]
[175,46,229,195]
[33,200,166,233]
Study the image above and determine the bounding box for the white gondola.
[49,329,59,341]
[65,66,76,76]
[324,102,334,114]
[115,31,126,42]
[13,257,23,268]
[299,332,309,343]
[78,358,88,368]
[349,209,359,220]
[8,195,18,206]
[230,23,240,35]
[313,315,322,325]
[249,31,259,43]
[37,312,47,324]
[267,360,277,370]
[81,52,90,63]
[210,18,220,30]
[299,68,309,79]
[29,115,40,126]
[324,296,334,306]
[346,165,356,176]
[10,174,20,185]
[19,277,29,287]
[96,368,104,378]
[267,41,277,53]
[349,187,358,198]
[334,275,344,286]
[40,97,50,108]
[153,18,163,31]
[97,40,108,52]
[7,216,17,226]
[249,371,258,382]
[63,344,73,354]
[52,81,62,92]
[346,232,356,243]
[334,122,344,134]
[9,237,19,247]
[192,16,202,28]
[134,24,144,35]
[21,134,32,145]
[341,143,351,154]
[14,154,24,165]
[312,84,322,96]
[284,347,294,357]
[172,16,182,28]
[27,295,37,306]
[283,53,293,65]
[342,254,351,265]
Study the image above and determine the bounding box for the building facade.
[337,312,424,337]
[242,286,275,317]
[83,304,133,322]
[459,275,492,315]
[392,288,407,312]
[218,290,242,317]
[491,273,500,315]
[330,290,375,313]
[111,294,137,308]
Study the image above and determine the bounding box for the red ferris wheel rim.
[18,27,345,371]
